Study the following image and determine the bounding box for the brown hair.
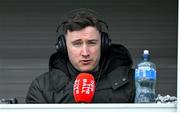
[56,9,107,35]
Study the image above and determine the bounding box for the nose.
[81,44,90,57]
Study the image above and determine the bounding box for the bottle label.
[135,67,156,80]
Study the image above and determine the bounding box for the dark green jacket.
[26,44,135,103]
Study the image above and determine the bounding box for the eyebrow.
[72,39,98,43]
[72,39,82,43]
[88,39,98,42]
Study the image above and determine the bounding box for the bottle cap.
[143,50,149,55]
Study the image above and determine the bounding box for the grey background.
[0,0,177,103]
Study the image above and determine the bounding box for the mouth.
[80,60,92,65]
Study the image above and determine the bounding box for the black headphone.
[55,9,111,57]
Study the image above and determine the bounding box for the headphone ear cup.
[55,34,68,57]
[101,32,111,55]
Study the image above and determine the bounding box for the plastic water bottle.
[135,50,156,103]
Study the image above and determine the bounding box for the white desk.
[0,103,177,113]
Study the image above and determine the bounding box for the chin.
[80,67,94,72]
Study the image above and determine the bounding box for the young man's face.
[66,26,101,72]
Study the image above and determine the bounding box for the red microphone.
[73,73,96,103]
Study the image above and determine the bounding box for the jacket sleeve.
[129,68,135,103]
[26,77,47,103]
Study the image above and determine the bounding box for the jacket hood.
[49,43,133,78]
[108,44,133,68]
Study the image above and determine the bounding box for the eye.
[88,40,97,45]
[72,41,82,47]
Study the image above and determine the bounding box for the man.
[26,8,135,103]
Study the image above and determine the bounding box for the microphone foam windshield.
[73,73,96,103]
